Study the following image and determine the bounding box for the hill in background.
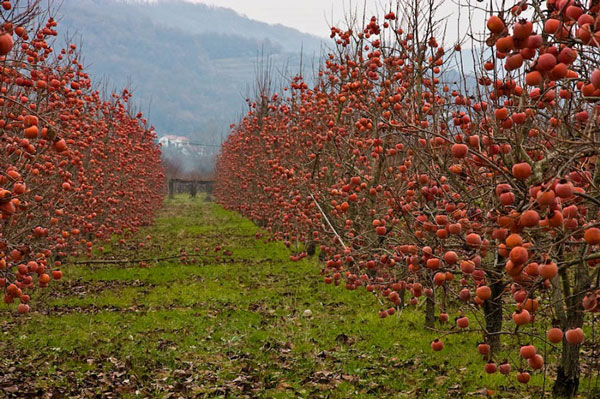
[57,0,325,147]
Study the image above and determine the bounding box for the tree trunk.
[168,179,174,199]
[306,241,316,256]
[482,278,503,353]
[425,292,435,328]
[399,288,406,309]
[552,260,590,398]
[554,343,581,398]
[483,253,504,354]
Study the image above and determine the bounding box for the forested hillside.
[57,0,324,142]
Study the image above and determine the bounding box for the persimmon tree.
[216,0,600,397]
[0,0,164,312]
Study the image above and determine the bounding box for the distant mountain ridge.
[119,0,324,54]
[56,0,325,143]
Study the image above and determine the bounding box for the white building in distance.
[158,135,190,149]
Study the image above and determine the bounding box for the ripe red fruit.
[14,25,25,37]
[451,143,468,158]
[519,210,539,228]
[575,110,589,122]
[39,274,51,284]
[565,5,583,21]
[466,233,482,248]
[536,189,556,206]
[487,16,505,33]
[457,316,469,328]
[500,191,515,206]
[554,180,573,198]
[443,251,458,265]
[547,327,563,344]
[539,260,558,280]
[24,125,38,138]
[513,20,533,39]
[17,303,30,314]
[584,227,600,245]
[544,18,561,34]
[557,47,576,64]
[433,272,446,286]
[54,139,67,152]
[496,36,514,53]
[592,69,600,89]
[459,288,471,302]
[484,362,497,374]
[520,345,536,359]
[512,162,531,179]
[523,298,539,312]
[517,371,531,384]
[0,33,13,56]
[499,362,511,375]
[477,343,490,355]
[512,309,531,325]
[537,53,557,71]
[528,354,544,369]
[550,63,568,80]
[525,71,543,86]
[427,258,441,270]
[460,260,475,274]
[431,339,444,351]
[494,107,509,120]
[563,205,578,218]
[582,292,599,311]
[476,285,492,301]
[526,34,542,49]
[524,262,539,276]
[509,246,528,265]
[505,54,523,71]
[565,328,584,345]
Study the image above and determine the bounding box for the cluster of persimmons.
[218,0,600,396]
[0,1,164,313]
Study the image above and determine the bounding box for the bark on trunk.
[553,345,581,398]
[482,278,503,353]
[552,260,590,398]
[306,241,316,257]
[483,253,504,354]
[399,288,406,309]
[168,179,174,199]
[425,292,435,328]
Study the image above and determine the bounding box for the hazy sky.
[182,1,405,38]
[168,0,472,44]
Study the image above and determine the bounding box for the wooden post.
[168,179,174,199]
[205,182,213,202]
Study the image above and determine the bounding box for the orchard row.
[216,0,600,397]
[0,1,164,313]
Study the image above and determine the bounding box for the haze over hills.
[56,0,325,146]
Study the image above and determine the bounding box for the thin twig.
[309,192,347,250]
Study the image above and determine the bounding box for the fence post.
[168,179,174,199]
[205,182,213,202]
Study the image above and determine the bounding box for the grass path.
[0,196,544,398]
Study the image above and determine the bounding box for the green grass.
[0,195,587,398]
